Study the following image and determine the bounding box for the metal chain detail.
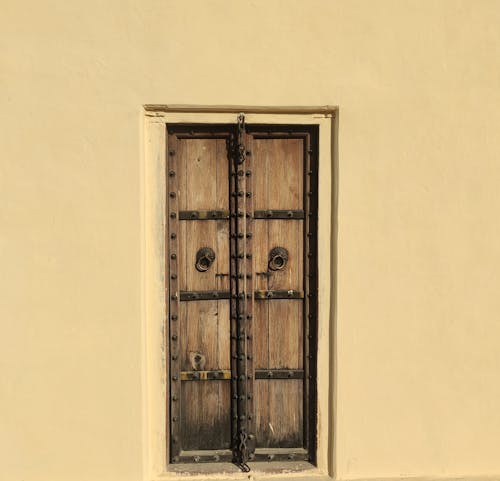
[233,113,250,472]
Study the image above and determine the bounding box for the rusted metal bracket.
[254,210,304,219]
[254,289,304,300]
[179,210,230,220]
[180,290,231,301]
[255,369,304,380]
[181,370,232,381]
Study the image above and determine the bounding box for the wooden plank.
[251,135,305,451]
[255,379,303,448]
[176,134,231,453]
[181,380,231,451]
[180,301,230,371]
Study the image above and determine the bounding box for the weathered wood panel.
[251,136,305,449]
[255,379,303,448]
[168,125,317,463]
[181,380,231,450]
[175,134,231,452]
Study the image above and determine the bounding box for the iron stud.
[168,170,175,177]
[169,192,176,198]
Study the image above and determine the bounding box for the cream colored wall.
[2,1,500,481]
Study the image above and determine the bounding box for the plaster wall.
[2,1,500,480]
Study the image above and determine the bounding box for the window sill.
[155,461,330,481]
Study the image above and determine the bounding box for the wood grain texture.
[255,379,303,448]
[176,135,231,452]
[251,136,305,449]
[181,380,231,450]
[168,127,316,459]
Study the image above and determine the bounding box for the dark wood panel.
[255,379,303,448]
[180,380,231,451]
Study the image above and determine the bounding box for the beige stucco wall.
[2,1,500,480]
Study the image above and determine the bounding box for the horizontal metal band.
[173,450,233,464]
[179,369,303,381]
[252,448,309,462]
[254,210,304,219]
[255,369,304,380]
[179,210,230,220]
[180,290,231,301]
[180,370,231,381]
[172,448,309,464]
[254,289,304,300]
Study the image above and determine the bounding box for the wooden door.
[167,119,318,468]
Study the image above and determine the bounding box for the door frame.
[142,106,337,481]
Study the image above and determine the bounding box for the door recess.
[167,115,318,470]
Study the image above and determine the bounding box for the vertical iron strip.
[231,113,252,472]
[167,132,181,463]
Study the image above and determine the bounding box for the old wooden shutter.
[167,116,318,469]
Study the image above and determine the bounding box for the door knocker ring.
[268,247,289,271]
[195,247,216,272]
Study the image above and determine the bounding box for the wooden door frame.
[143,106,337,481]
